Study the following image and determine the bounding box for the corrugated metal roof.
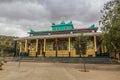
[16,32,102,40]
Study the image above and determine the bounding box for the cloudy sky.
[0,0,110,37]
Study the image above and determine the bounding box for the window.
[53,42,56,50]
[87,37,94,49]
[63,42,67,50]
[46,41,53,50]
[53,39,68,50]
[58,42,67,50]
[58,42,62,50]
[30,40,36,51]
[56,27,59,30]
[65,27,68,30]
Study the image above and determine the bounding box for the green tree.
[0,35,16,70]
[74,34,88,72]
[100,0,120,54]
[74,35,87,56]
[74,37,81,57]
[0,36,16,57]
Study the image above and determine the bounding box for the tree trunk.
[83,56,87,72]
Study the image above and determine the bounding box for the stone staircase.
[12,57,119,64]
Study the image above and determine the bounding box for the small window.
[58,43,62,50]
[56,27,59,30]
[65,27,68,30]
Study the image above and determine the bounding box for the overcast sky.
[0,0,110,37]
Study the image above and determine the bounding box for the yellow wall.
[20,37,96,57]
[27,49,96,57]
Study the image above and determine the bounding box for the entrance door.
[38,40,44,56]
[38,43,40,55]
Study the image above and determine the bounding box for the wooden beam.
[94,35,97,51]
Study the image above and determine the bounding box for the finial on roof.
[89,24,95,29]
[30,29,35,33]
[52,23,55,25]
[68,21,72,24]
[60,21,65,24]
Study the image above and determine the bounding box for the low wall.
[110,51,120,60]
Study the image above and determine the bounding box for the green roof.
[52,21,73,27]
[51,21,73,31]
[17,32,102,40]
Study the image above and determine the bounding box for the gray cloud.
[0,0,110,37]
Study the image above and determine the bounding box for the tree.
[0,35,16,56]
[74,34,88,72]
[74,37,81,57]
[100,0,120,54]
[74,34,87,56]
[0,35,16,70]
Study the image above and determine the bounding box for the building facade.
[16,21,106,57]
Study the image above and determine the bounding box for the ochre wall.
[20,36,96,57]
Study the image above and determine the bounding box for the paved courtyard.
[0,62,120,80]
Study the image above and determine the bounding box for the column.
[25,40,28,53]
[19,42,22,53]
[68,37,71,57]
[68,37,71,52]
[43,39,46,57]
[55,38,58,57]
[35,39,39,57]
[44,39,46,52]
[94,35,97,51]
[36,39,38,52]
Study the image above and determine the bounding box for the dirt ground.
[0,62,120,80]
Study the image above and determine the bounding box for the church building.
[16,21,106,57]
